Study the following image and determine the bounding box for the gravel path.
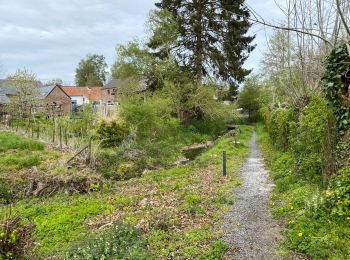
[222,130,282,259]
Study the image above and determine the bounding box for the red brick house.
[41,85,71,113]
[101,79,118,105]
[43,85,102,113]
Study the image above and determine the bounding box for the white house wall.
[70,96,89,106]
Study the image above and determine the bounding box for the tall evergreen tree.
[149,0,255,96]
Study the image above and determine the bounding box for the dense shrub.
[120,95,176,140]
[257,123,350,259]
[0,215,34,259]
[64,222,150,260]
[290,96,336,181]
[266,107,295,150]
[96,120,130,148]
[325,166,350,217]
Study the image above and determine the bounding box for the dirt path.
[222,130,282,259]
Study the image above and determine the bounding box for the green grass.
[0,131,61,174]
[0,132,44,152]
[256,123,350,259]
[1,125,253,259]
[7,195,115,257]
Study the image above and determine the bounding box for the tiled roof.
[39,86,55,97]
[61,86,102,101]
[102,78,148,92]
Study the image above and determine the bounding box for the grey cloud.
[0,0,156,83]
[0,0,281,83]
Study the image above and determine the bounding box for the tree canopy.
[150,0,256,94]
[7,69,41,118]
[75,54,108,87]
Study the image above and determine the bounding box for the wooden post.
[59,125,62,150]
[52,123,55,143]
[223,151,227,177]
[87,137,92,166]
[64,128,68,146]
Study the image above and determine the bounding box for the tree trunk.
[194,0,203,82]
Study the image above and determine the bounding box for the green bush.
[266,108,295,150]
[257,123,350,259]
[290,96,334,180]
[64,222,150,260]
[96,120,130,148]
[120,95,175,140]
[325,166,350,217]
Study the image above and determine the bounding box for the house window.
[107,90,110,94]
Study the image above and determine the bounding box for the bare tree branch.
[336,0,350,38]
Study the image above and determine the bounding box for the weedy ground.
[1,126,253,259]
[256,123,350,259]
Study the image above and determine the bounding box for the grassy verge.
[0,132,66,175]
[256,123,350,259]
[1,126,253,259]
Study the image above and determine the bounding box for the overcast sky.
[0,0,284,85]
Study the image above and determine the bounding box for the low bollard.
[223,151,227,176]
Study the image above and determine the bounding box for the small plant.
[0,215,34,259]
[64,222,150,259]
[0,183,14,205]
[182,194,204,215]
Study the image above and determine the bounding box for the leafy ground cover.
[0,131,63,175]
[256,123,350,259]
[0,131,101,205]
[1,126,252,259]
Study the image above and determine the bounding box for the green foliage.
[112,40,186,91]
[0,125,252,258]
[0,215,34,259]
[289,96,334,180]
[238,75,272,121]
[323,44,350,134]
[120,95,175,140]
[182,194,204,215]
[161,81,235,124]
[257,123,350,259]
[325,166,350,217]
[75,54,107,86]
[264,107,295,150]
[0,132,46,174]
[152,0,255,88]
[96,120,130,148]
[0,132,44,152]
[0,182,13,205]
[0,152,40,173]
[201,241,230,260]
[64,222,150,260]
[8,195,115,256]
